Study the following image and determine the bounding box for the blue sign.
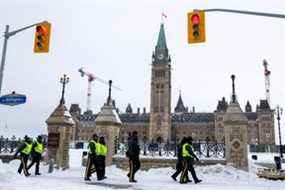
[0,92,26,106]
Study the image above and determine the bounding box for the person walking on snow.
[84,133,99,181]
[97,136,108,180]
[171,137,191,182]
[126,131,140,183]
[180,136,202,184]
[14,136,32,177]
[27,135,44,175]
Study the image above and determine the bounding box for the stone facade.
[224,102,249,171]
[94,102,121,166]
[69,22,275,145]
[46,103,75,169]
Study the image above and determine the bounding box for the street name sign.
[0,92,27,106]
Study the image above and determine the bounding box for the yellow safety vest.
[99,144,108,156]
[34,140,44,154]
[21,142,32,155]
[89,140,100,155]
[182,143,194,158]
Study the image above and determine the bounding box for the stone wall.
[112,156,226,171]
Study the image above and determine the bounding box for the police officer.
[126,131,140,183]
[84,133,99,181]
[97,136,108,180]
[180,137,202,184]
[14,136,33,177]
[27,135,44,175]
[171,137,191,182]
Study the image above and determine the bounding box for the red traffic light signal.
[188,11,205,44]
[34,22,51,53]
[191,14,200,24]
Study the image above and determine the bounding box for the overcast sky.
[0,0,284,142]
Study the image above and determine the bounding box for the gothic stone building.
[69,23,275,145]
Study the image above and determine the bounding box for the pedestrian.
[126,131,140,183]
[180,136,202,184]
[171,137,191,182]
[97,136,108,180]
[0,135,4,153]
[14,136,33,177]
[27,135,44,175]
[84,133,99,181]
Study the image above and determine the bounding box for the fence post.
[143,143,147,156]
[114,137,118,154]
[159,142,162,156]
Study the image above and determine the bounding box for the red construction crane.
[263,59,271,106]
[78,67,121,111]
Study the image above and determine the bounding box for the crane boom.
[78,67,122,111]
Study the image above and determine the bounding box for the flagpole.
[161,12,167,23]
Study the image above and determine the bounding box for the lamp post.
[276,106,283,159]
[60,74,69,105]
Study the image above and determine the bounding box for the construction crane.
[263,59,271,106]
[78,67,121,111]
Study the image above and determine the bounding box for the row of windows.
[156,83,165,89]
[154,106,164,112]
[78,129,95,133]
[79,123,95,128]
[155,70,166,78]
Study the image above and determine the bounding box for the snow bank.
[1,150,284,190]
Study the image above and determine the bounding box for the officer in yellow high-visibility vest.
[97,136,108,180]
[180,136,202,184]
[14,135,33,177]
[27,135,44,175]
[84,133,100,181]
[171,137,191,182]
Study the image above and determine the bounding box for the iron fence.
[115,139,225,159]
[0,137,20,154]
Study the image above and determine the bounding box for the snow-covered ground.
[0,150,284,190]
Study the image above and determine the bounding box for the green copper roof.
[156,23,167,49]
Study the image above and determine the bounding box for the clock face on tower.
[157,53,164,60]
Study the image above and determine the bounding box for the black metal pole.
[60,74,69,105]
[107,80,112,106]
[277,106,283,158]
[195,9,285,19]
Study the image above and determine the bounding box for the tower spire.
[156,23,167,49]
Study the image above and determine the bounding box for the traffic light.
[188,11,205,44]
[34,22,51,53]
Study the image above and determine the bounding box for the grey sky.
[0,0,284,142]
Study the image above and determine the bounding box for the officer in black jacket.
[126,131,140,183]
[84,133,99,181]
[171,137,191,182]
[180,136,202,184]
[14,136,33,177]
[27,136,44,175]
[97,136,107,180]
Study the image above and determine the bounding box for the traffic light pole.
[0,25,9,97]
[194,8,285,162]
[194,9,285,19]
[0,21,47,95]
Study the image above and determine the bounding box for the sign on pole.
[0,92,26,106]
